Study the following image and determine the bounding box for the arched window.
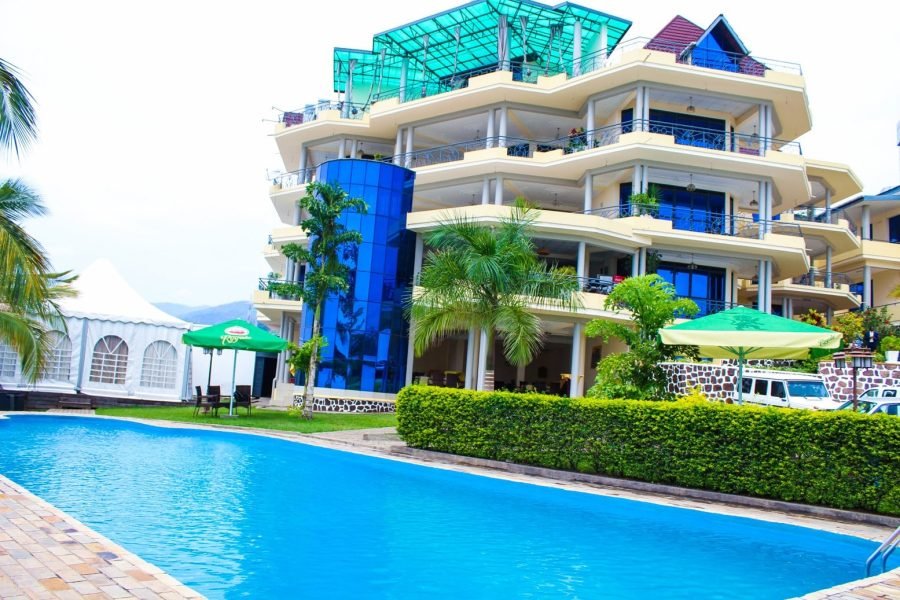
[89,335,128,384]
[140,341,177,389]
[41,331,72,382]
[0,343,18,379]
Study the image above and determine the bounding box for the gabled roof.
[697,15,749,55]
[59,259,189,328]
[645,15,704,54]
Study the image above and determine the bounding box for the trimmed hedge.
[396,387,900,515]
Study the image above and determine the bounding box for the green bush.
[396,387,900,515]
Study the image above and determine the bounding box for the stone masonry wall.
[662,361,900,402]
[292,394,396,413]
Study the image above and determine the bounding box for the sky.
[1,0,898,307]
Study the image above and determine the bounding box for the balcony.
[276,100,367,129]
[258,278,304,301]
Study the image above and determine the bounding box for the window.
[140,341,177,389]
[0,343,18,378]
[884,390,897,398]
[89,336,128,384]
[41,331,72,382]
[890,215,900,243]
[755,379,768,395]
[741,378,753,394]
[786,381,829,398]
[771,381,786,399]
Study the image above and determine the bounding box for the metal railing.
[791,271,852,288]
[258,278,304,301]
[628,119,801,155]
[271,167,317,189]
[866,525,900,576]
[582,204,802,238]
[277,100,368,127]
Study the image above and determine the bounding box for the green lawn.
[95,406,397,434]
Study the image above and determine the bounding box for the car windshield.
[838,400,875,413]
[786,381,829,398]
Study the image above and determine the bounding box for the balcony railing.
[258,278,304,301]
[277,100,367,128]
[271,167,317,189]
[790,271,853,289]
[784,206,857,235]
[583,204,802,238]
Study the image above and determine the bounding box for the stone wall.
[662,361,900,402]
[293,394,396,413]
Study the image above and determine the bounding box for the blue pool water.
[0,415,885,599]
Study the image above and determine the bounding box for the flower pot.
[886,350,900,363]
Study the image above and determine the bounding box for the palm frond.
[0,59,37,157]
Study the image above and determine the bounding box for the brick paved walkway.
[793,569,900,599]
[0,475,202,599]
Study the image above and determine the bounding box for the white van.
[734,370,840,410]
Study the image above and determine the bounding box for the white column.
[632,164,641,200]
[826,306,834,325]
[634,85,644,131]
[638,248,647,275]
[825,188,832,224]
[465,328,477,389]
[599,23,608,63]
[337,138,346,159]
[765,260,773,313]
[413,234,424,281]
[476,329,489,391]
[498,106,508,148]
[516,364,526,389]
[570,323,584,398]
[486,109,496,149]
[292,202,301,226]
[393,129,403,166]
[863,264,872,308]
[405,331,415,387]
[350,139,358,158]
[825,246,833,287]
[583,173,593,212]
[482,177,491,205]
[572,21,582,76]
[494,176,504,205]
[757,260,765,310]
[399,57,408,102]
[861,205,871,240]
[631,250,641,277]
[404,127,414,168]
[765,105,774,153]
[783,297,792,319]
[764,182,773,234]
[757,181,766,239]
[576,242,586,278]
[298,145,308,174]
[586,100,595,147]
[642,87,650,122]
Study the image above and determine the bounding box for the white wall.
[190,348,257,396]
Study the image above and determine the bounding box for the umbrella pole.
[737,349,745,405]
[229,349,238,417]
[207,351,214,391]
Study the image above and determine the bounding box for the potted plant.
[628,184,661,217]
[880,335,900,362]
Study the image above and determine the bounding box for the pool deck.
[0,475,203,600]
[1,412,898,598]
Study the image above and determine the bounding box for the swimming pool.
[0,415,883,598]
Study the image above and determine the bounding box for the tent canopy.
[182,319,288,353]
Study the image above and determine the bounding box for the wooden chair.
[445,372,461,388]
[232,385,258,416]
[193,385,212,416]
[206,385,225,417]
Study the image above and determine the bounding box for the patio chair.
[193,385,212,416]
[206,385,226,417]
[445,372,461,388]
[232,385,258,416]
[428,370,445,387]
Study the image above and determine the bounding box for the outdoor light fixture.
[749,190,758,208]
[686,173,697,192]
[686,96,696,113]
[687,254,699,271]
[833,348,874,410]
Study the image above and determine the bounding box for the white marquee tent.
[0,259,193,401]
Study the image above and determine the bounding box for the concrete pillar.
[599,23,608,62]
[498,106,508,148]
[413,234,424,282]
[586,100,595,147]
[465,328,477,389]
[825,246,833,287]
[757,260,765,311]
[765,260,773,313]
[826,306,834,325]
[757,181,766,240]
[481,177,491,205]
[494,176,504,205]
[764,182,773,234]
[404,127,414,168]
[632,250,641,277]
[399,57,408,102]
[783,297,792,319]
[350,139,359,158]
[573,20,582,76]
[405,331,415,387]
[486,109,495,149]
[583,173,593,212]
[292,202,301,226]
[863,264,872,308]
[576,242,586,279]
[476,329,489,391]
[298,145,308,174]
[825,188,832,224]
[765,105,774,153]
[394,129,403,166]
[337,138,346,159]
[638,248,647,275]
[634,85,644,131]
[570,323,584,398]
[516,364,526,389]
[861,205,871,240]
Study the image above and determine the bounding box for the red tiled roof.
[645,15,704,54]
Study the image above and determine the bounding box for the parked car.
[837,387,900,415]
[734,370,840,410]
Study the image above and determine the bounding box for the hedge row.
[396,387,900,515]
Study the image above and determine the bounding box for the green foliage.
[408,198,581,369]
[266,281,303,300]
[286,335,327,376]
[397,386,900,515]
[860,306,894,340]
[796,308,827,328]
[585,274,698,400]
[880,335,900,353]
[832,312,863,346]
[628,184,661,216]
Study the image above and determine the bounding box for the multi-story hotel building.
[255,0,898,409]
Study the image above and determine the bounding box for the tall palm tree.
[1,58,74,381]
[282,181,367,417]
[409,199,582,390]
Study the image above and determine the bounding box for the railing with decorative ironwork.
[258,278,304,301]
[271,167,317,189]
[790,271,853,289]
[276,100,368,128]
[626,119,801,155]
[581,204,803,238]
[784,207,858,235]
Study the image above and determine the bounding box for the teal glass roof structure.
[332,0,631,103]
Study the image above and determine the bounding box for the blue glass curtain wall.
[620,182,726,234]
[621,108,726,150]
[300,159,416,394]
[656,262,726,316]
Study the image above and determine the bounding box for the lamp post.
[202,347,223,391]
[833,348,874,410]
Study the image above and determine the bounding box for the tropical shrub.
[831,312,863,346]
[397,386,900,515]
[880,335,900,353]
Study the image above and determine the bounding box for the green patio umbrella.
[182,319,288,416]
[659,306,842,404]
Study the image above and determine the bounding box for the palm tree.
[409,199,582,390]
[1,59,74,381]
[281,182,367,417]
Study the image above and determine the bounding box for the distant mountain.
[153,301,256,325]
